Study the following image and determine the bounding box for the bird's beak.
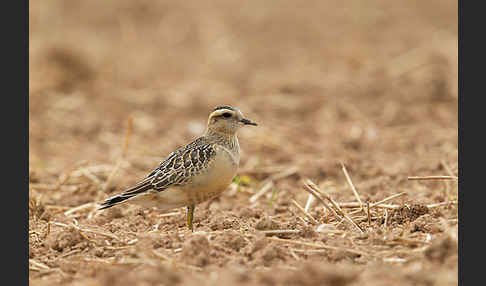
[240,118,258,126]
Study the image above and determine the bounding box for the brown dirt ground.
[29,1,458,285]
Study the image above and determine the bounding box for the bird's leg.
[187,204,195,232]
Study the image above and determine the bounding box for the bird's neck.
[205,129,239,151]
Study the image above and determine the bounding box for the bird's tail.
[98,180,153,210]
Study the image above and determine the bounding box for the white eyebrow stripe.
[210,109,236,117]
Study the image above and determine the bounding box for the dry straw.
[102,116,133,193]
[303,179,364,233]
[407,175,458,181]
[291,199,319,224]
[340,162,364,210]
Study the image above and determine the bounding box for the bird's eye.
[222,112,232,118]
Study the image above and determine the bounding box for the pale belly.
[130,150,238,210]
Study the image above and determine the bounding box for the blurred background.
[29,2,458,284]
[29,0,457,194]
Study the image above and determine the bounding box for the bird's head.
[206,105,257,135]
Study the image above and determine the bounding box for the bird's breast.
[188,148,238,203]
[201,150,238,189]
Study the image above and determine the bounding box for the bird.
[98,105,257,231]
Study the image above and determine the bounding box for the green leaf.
[269,187,278,209]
